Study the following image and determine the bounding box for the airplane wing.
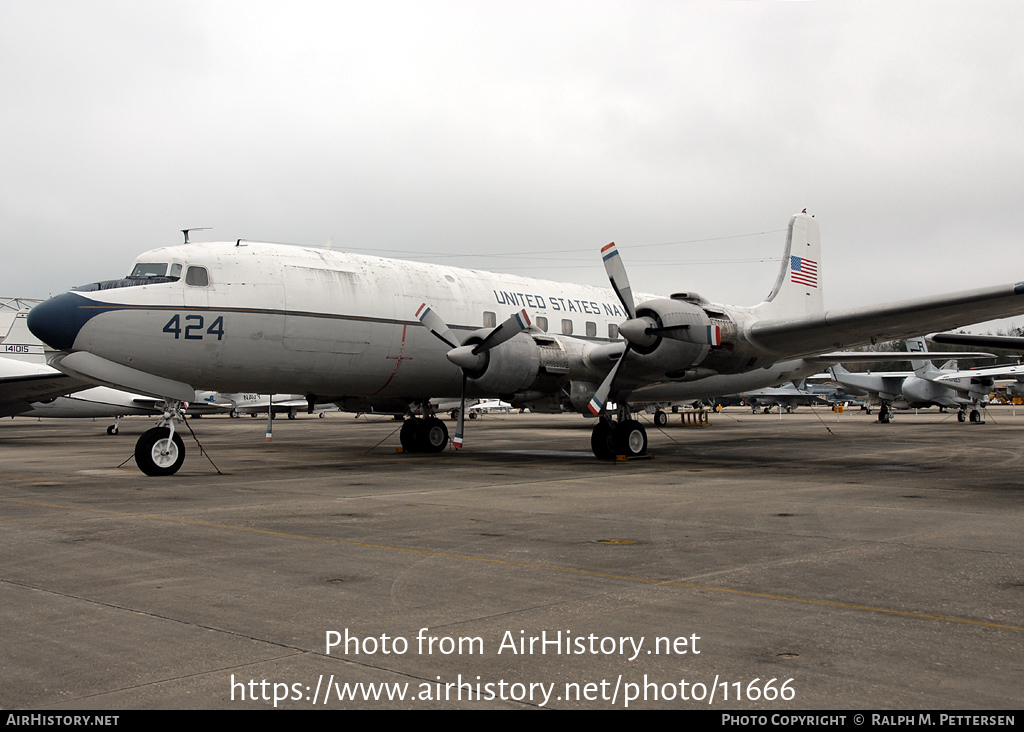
[931,363,1024,384]
[750,283,1024,358]
[0,357,94,417]
[930,333,1024,350]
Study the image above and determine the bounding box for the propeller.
[417,304,532,448]
[588,242,640,415]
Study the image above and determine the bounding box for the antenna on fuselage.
[181,227,212,244]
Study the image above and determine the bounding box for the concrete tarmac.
[1,407,1022,709]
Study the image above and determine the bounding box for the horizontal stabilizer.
[751,282,1024,358]
[807,351,995,363]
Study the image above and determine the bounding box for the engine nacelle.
[627,298,715,374]
[459,329,574,397]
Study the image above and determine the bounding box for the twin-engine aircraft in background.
[26,212,1024,475]
[829,337,996,423]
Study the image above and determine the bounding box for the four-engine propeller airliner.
[26,212,1024,475]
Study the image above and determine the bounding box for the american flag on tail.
[790,256,818,288]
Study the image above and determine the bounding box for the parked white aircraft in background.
[740,382,828,414]
[927,332,1024,400]
[830,338,996,423]
[1,310,162,431]
[197,392,310,419]
[26,212,1024,475]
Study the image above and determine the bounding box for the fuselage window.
[169,264,182,279]
[536,316,548,332]
[185,266,209,287]
[483,311,496,328]
[608,323,619,340]
[586,321,597,337]
[561,319,573,335]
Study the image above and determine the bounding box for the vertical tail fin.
[753,212,823,318]
[0,312,47,363]
[905,337,934,376]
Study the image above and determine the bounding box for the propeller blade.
[471,309,531,355]
[601,242,636,320]
[416,303,460,349]
[586,344,632,415]
[453,374,467,448]
[265,395,273,441]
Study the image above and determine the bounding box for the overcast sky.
[3,0,1023,331]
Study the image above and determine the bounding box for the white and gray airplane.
[830,337,994,423]
[26,212,1024,475]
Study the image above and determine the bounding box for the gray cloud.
[3,0,1023,332]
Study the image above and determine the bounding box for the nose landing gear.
[134,401,186,476]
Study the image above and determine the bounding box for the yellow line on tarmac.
[4,497,1022,633]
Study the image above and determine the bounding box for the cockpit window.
[185,266,209,287]
[129,262,169,278]
[73,261,182,292]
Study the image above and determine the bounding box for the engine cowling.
[622,298,715,374]
[455,329,576,398]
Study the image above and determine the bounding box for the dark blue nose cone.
[27,292,97,351]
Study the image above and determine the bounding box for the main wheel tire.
[591,420,615,461]
[654,410,668,427]
[969,409,981,423]
[135,427,185,476]
[400,418,422,452]
[613,419,648,458]
[957,411,966,422]
[419,417,449,453]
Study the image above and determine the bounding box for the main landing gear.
[877,403,892,424]
[957,409,982,423]
[134,401,186,476]
[400,416,450,453]
[591,417,648,461]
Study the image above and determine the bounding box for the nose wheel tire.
[135,427,186,476]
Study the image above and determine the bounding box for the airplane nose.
[27,292,95,351]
